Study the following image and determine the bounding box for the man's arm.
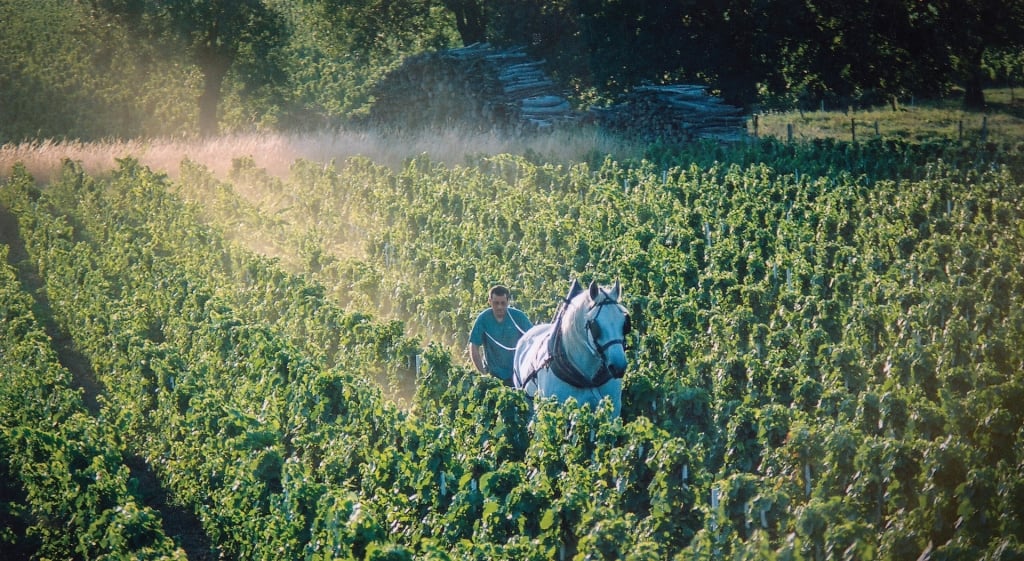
[470,343,487,374]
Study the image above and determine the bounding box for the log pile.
[589,85,748,142]
[366,46,748,142]
[366,43,575,133]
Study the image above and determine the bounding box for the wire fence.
[749,113,1005,143]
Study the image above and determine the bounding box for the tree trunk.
[963,89,986,111]
[962,49,987,110]
[197,47,232,137]
[444,0,487,45]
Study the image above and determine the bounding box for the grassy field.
[753,88,1024,145]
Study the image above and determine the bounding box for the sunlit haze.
[1,126,642,184]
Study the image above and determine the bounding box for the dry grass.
[0,125,643,185]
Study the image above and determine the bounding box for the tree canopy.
[1,0,1021,141]
[465,0,1024,108]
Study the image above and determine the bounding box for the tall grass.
[0,126,644,184]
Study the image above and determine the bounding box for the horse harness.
[521,295,630,390]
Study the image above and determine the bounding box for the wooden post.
[851,118,856,142]
[752,114,759,138]
[981,116,989,142]
[874,121,879,136]
[787,123,794,143]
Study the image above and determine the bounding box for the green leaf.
[478,471,494,493]
[482,500,499,519]
[539,508,556,530]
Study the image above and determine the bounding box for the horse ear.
[567,278,582,300]
[588,279,600,300]
[612,279,622,301]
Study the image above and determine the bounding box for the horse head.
[581,280,630,379]
[513,278,630,416]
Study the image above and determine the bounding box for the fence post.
[981,116,989,142]
[787,123,793,143]
[851,118,856,142]
[710,487,721,530]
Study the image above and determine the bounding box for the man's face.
[489,294,509,321]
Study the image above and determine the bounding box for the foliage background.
[2,0,1024,142]
[2,1,1024,560]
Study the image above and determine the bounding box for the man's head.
[488,285,511,321]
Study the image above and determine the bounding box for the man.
[469,285,532,386]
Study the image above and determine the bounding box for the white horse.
[513,279,631,417]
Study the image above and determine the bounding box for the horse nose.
[608,357,627,378]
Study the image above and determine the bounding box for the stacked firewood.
[589,85,748,142]
[366,43,575,132]
[366,46,748,142]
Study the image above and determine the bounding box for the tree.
[929,0,1024,109]
[440,0,487,44]
[153,0,287,136]
[468,0,1023,111]
[767,0,953,107]
[754,0,1024,109]
[283,0,455,122]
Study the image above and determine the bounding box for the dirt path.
[0,202,218,560]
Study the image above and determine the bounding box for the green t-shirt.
[469,307,532,381]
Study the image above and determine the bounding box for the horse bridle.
[584,299,631,361]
